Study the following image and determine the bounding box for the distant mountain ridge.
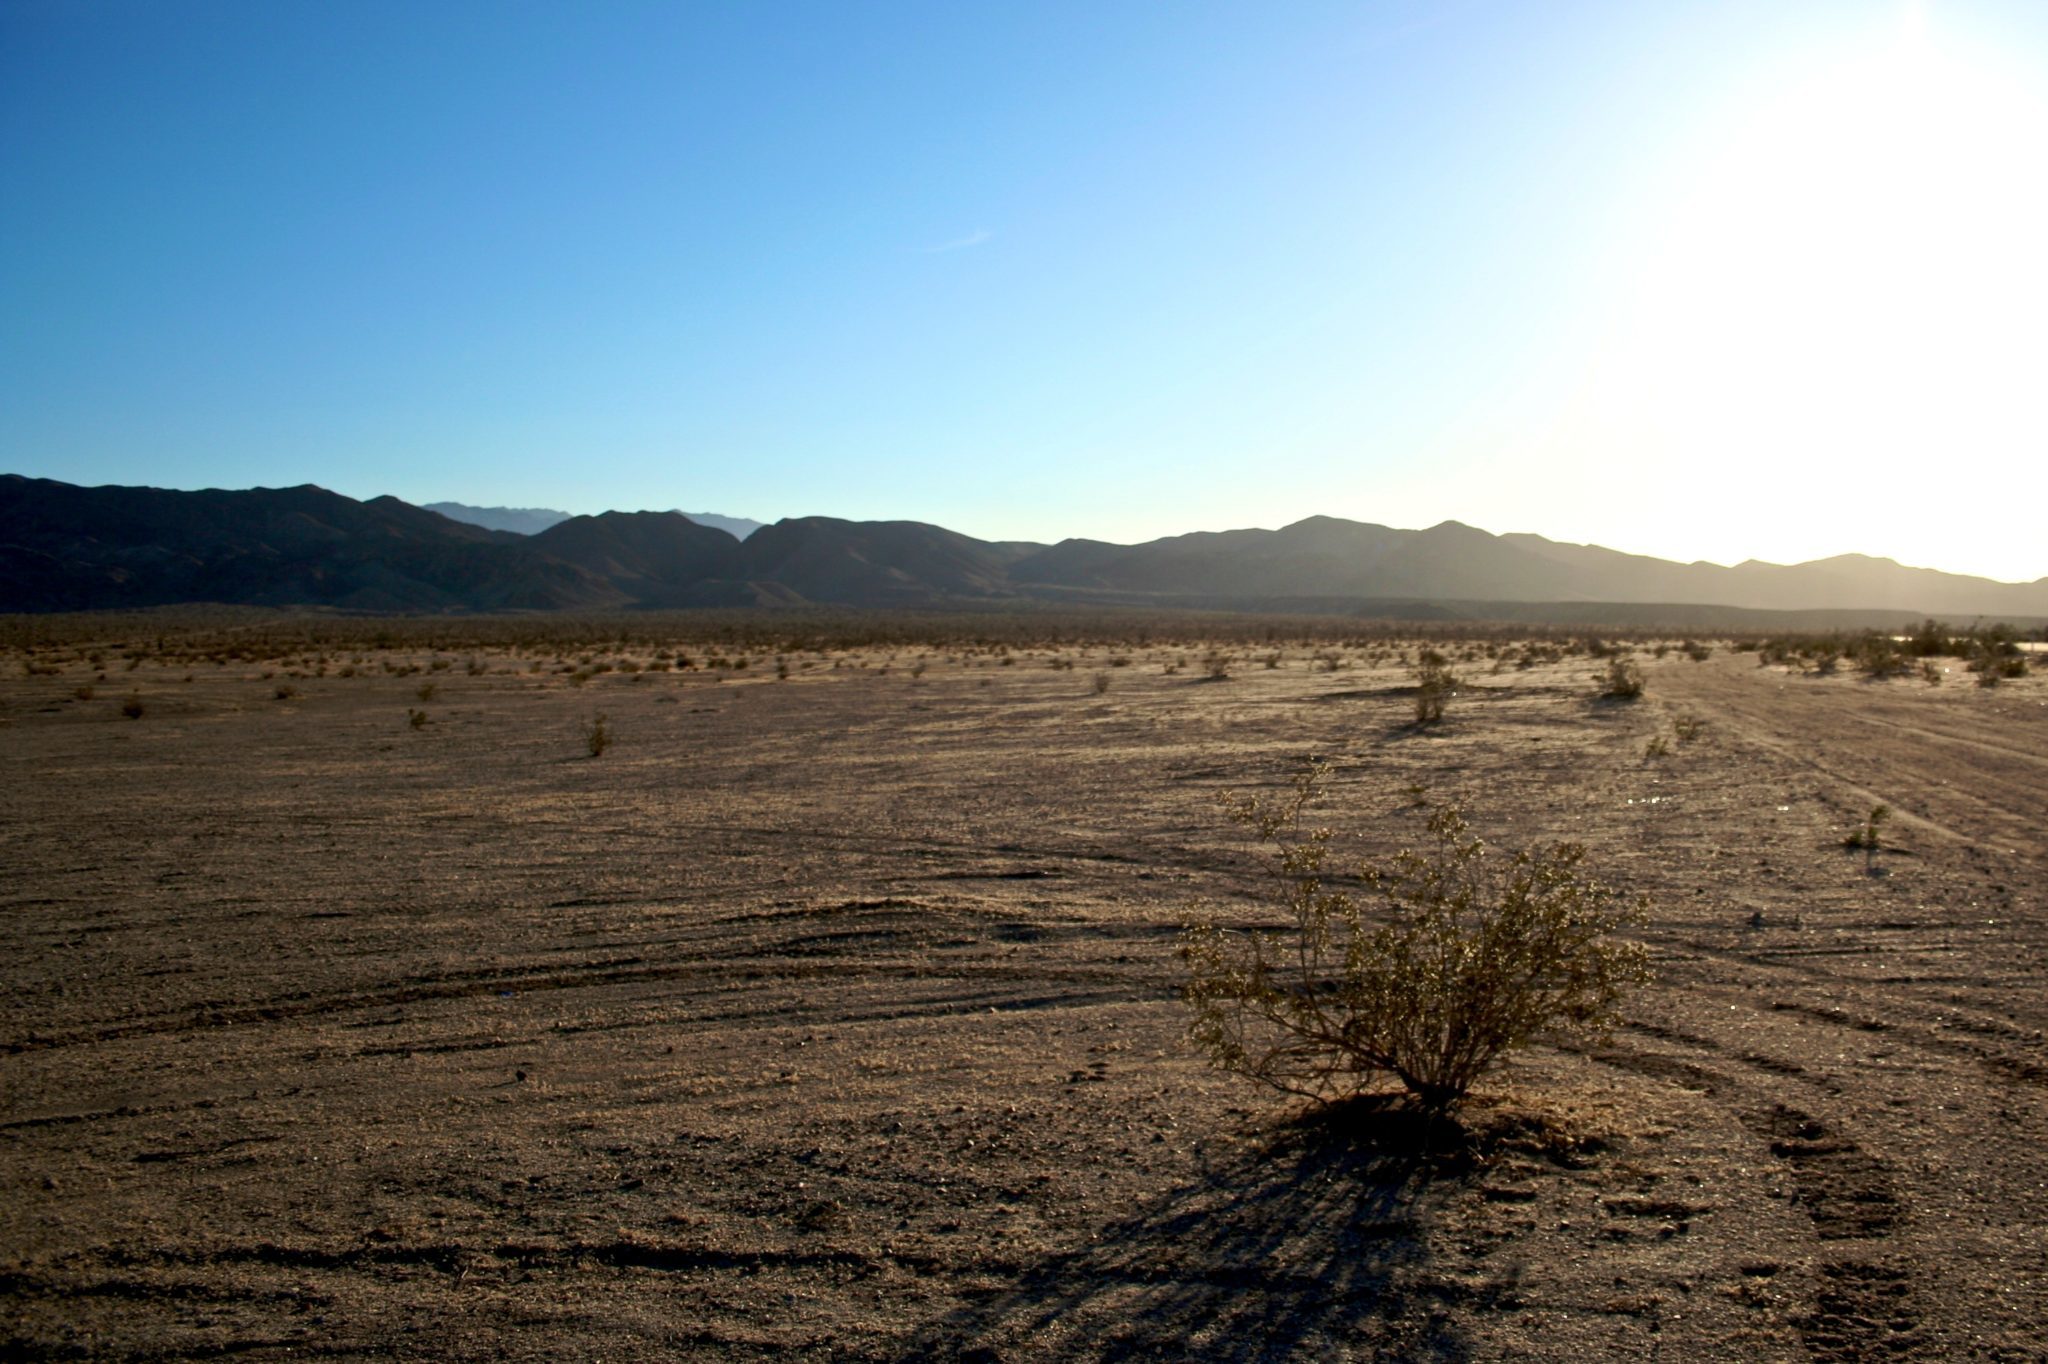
[5,475,2045,623]
[425,501,765,540]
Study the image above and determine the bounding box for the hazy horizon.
[6,1,2046,582]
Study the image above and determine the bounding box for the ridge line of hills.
[423,501,764,540]
[4,474,2045,625]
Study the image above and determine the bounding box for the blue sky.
[5,1,2045,580]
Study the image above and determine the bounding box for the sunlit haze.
[4,1,2044,581]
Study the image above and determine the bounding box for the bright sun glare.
[1557,9,2048,577]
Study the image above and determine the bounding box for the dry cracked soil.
[2,637,2044,1361]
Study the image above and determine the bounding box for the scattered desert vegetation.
[1,606,2044,1359]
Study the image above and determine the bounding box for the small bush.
[1968,637,2027,686]
[1181,764,1650,1113]
[584,713,611,758]
[1842,803,1890,852]
[1413,657,1456,726]
[1092,671,1112,695]
[120,693,144,719]
[407,708,428,730]
[1600,656,1645,699]
[1852,633,1906,678]
[1843,804,1891,874]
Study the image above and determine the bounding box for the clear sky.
[5,1,2045,581]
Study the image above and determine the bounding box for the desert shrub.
[1681,640,1713,663]
[1905,619,1951,657]
[120,693,144,719]
[1092,670,1112,695]
[1600,656,1645,699]
[1181,764,1650,1113]
[1413,656,1456,725]
[1843,803,1891,873]
[1850,632,1907,678]
[584,713,611,757]
[1671,713,1704,743]
[1842,803,1890,852]
[407,708,428,730]
[1966,631,2027,685]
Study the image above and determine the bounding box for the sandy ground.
[2,638,2044,1361]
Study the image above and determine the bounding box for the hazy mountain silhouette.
[428,500,766,540]
[421,502,574,535]
[0,476,621,611]
[5,475,2044,621]
[1012,516,2048,618]
[739,516,1021,605]
[530,511,747,607]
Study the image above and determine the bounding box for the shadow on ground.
[900,1100,1491,1362]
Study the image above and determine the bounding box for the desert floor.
[2,636,2044,1361]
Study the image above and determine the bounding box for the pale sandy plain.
[2,629,2044,1361]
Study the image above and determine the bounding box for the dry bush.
[1413,655,1456,726]
[584,713,611,757]
[1182,764,1650,1114]
[1600,656,1646,699]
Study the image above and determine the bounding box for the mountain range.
[423,501,765,540]
[5,474,2045,625]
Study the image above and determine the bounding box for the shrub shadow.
[897,1097,1485,1362]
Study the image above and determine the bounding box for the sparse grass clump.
[1181,764,1651,1114]
[1842,803,1891,852]
[584,713,611,758]
[1843,803,1891,874]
